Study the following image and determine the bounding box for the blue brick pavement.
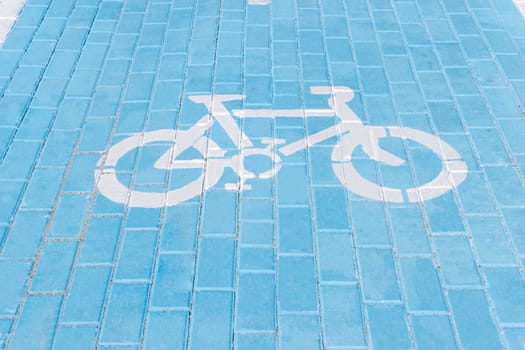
[0,0,525,348]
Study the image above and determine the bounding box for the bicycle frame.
[180,86,403,167]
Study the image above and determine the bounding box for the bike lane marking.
[514,0,525,17]
[0,1,523,348]
[0,0,26,46]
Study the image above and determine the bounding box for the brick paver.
[1,0,525,349]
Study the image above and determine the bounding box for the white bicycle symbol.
[95,86,467,208]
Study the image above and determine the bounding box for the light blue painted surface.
[0,0,525,348]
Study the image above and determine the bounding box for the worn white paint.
[248,0,270,5]
[0,0,26,46]
[514,0,525,17]
[96,86,467,207]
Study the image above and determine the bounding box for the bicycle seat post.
[310,86,363,128]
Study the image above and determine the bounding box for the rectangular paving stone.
[78,118,114,152]
[367,304,411,350]
[499,119,525,154]
[279,314,321,350]
[8,295,61,350]
[313,187,350,230]
[239,221,274,246]
[485,166,525,206]
[456,95,494,127]
[125,73,155,102]
[56,27,89,50]
[448,290,503,349]
[428,102,464,134]
[0,319,13,349]
[391,83,426,113]
[151,253,195,308]
[188,291,233,350]
[502,208,525,255]
[411,315,457,350]
[424,192,465,233]
[0,260,32,316]
[125,207,162,230]
[20,40,55,67]
[78,216,121,264]
[100,283,149,344]
[484,87,523,119]
[470,127,511,165]
[0,95,31,126]
[99,59,130,86]
[16,108,55,140]
[484,267,525,323]
[435,42,466,67]
[236,272,275,332]
[31,78,69,108]
[358,248,401,302]
[456,171,497,214]
[62,266,111,323]
[399,257,446,311]
[115,230,157,281]
[38,129,79,167]
[383,56,414,83]
[1,210,50,259]
[49,194,89,238]
[0,51,22,77]
[66,69,99,97]
[389,207,431,255]
[63,153,99,193]
[504,328,525,350]
[316,231,356,282]
[7,66,43,95]
[278,256,318,312]
[239,247,274,271]
[320,285,365,347]
[445,131,481,168]
[240,199,273,221]
[44,50,79,79]
[434,235,482,286]
[31,241,78,293]
[201,190,237,235]
[468,216,517,266]
[419,72,453,101]
[20,167,64,210]
[0,140,42,180]
[235,335,276,350]
[352,201,391,246]
[114,102,148,134]
[160,204,199,252]
[52,326,98,350]
[89,87,122,116]
[470,60,506,88]
[143,311,188,350]
[426,19,456,41]
[196,237,235,288]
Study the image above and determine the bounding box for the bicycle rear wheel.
[95,129,225,208]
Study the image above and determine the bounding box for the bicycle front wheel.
[331,126,467,203]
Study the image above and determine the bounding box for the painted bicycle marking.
[95,86,468,208]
